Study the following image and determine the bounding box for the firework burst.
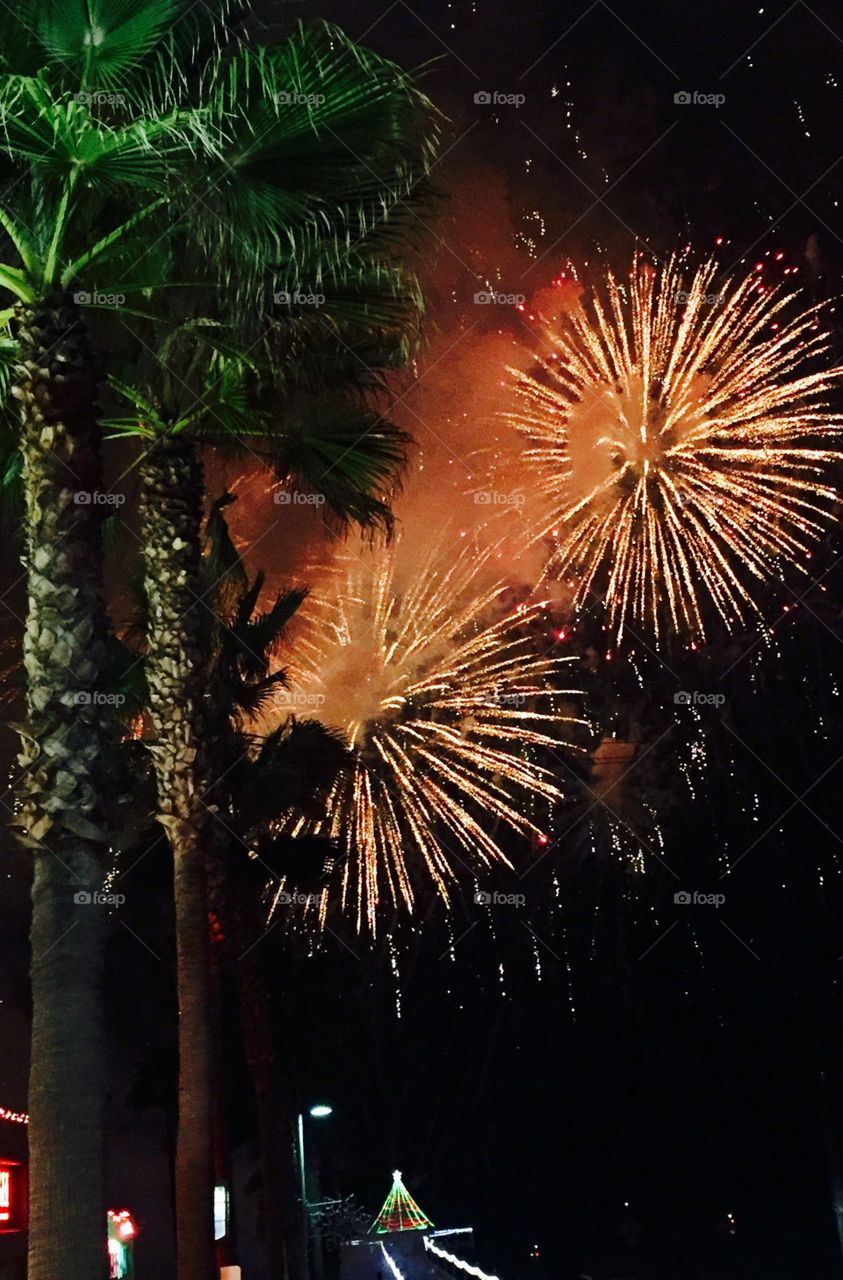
[272,537,585,932]
[507,255,843,641]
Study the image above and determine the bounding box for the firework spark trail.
[507,255,843,641]
[271,536,586,932]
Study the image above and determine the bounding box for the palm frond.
[0,85,200,189]
[243,717,350,828]
[190,22,441,295]
[204,491,248,607]
[15,0,185,88]
[272,399,412,533]
[221,583,307,689]
[233,667,290,719]
[242,587,307,660]
[0,320,22,530]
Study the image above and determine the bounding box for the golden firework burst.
[507,255,843,641]
[272,536,585,932]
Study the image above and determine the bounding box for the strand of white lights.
[0,1106,28,1125]
[424,1236,503,1280]
[380,1244,406,1280]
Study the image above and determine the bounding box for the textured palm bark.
[229,904,299,1280]
[243,954,300,1280]
[14,298,110,1280]
[139,435,217,1280]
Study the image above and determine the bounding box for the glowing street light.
[298,1102,335,1280]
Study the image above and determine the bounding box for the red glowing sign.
[0,1161,25,1232]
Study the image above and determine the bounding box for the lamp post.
[297,1103,333,1280]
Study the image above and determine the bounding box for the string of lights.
[424,1234,505,1280]
[0,1107,28,1126]
[380,1243,406,1280]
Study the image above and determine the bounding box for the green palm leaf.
[273,399,411,532]
[14,0,185,87]
[194,23,441,281]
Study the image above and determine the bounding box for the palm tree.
[0,5,437,1275]
[99,34,438,1270]
[0,6,224,1276]
[107,297,420,1277]
[201,497,350,1280]
[111,494,352,1277]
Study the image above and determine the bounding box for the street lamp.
[297,1103,334,1280]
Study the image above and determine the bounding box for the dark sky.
[4,3,843,1278]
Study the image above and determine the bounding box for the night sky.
[258,6,843,1273]
[4,2,843,1277]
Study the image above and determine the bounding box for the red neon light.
[0,1162,24,1233]
[108,1209,138,1239]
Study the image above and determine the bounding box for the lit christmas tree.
[370,1170,433,1233]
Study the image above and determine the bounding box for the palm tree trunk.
[139,434,217,1280]
[208,840,296,1280]
[14,297,110,1280]
[235,931,299,1280]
